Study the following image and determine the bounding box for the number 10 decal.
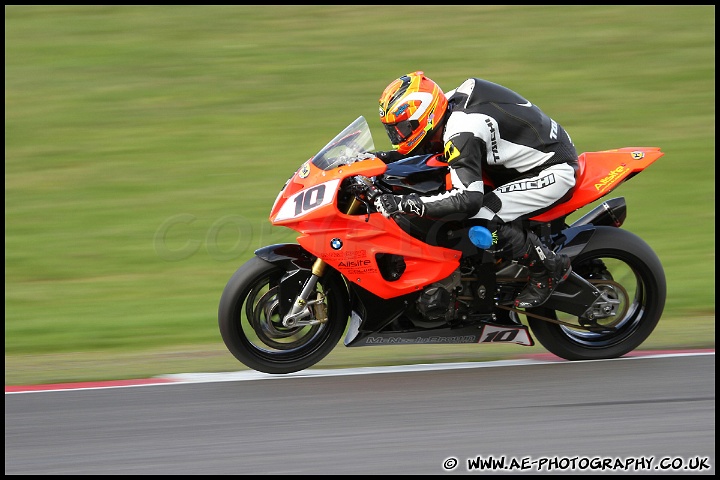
[273,179,340,222]
[293,185,326,216]
[479,324,533,346]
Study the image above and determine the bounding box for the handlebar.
[351,175,381,201]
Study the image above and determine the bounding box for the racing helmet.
[378,71,448,155]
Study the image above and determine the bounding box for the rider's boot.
[514,232,572,309]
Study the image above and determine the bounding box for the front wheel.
[219,256,349,374]
[528,228,666,360]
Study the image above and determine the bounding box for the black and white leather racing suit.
[377,77,579,308]
[423,78,579,227]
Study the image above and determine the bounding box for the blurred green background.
[5,6,715,385]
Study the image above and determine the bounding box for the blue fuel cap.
[468,226,493,249]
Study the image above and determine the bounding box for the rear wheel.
[219,257,349,374]
[528,229,666,360]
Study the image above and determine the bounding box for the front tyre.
[528,228,666,360]
[219,256,349,374]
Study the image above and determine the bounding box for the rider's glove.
[374,193,426,218]
[373,150,405,164]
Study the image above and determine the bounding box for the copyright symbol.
[443,457,458,470]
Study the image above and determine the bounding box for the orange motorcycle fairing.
[270,156,460,299]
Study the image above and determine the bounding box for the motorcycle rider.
[373,71,576,308]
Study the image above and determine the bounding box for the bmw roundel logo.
[330,238,343,250]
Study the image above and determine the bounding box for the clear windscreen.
[310,116,375,171]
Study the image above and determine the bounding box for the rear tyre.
[528,228,666,360]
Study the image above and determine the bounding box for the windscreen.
[310,116,375,171]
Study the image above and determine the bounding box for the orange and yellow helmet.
[378,71,448,155]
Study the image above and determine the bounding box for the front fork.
[282,258,329,327]
[282,194,364,328]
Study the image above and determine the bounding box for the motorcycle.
[219,116,666,374]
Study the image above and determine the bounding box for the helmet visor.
[384,119,419,146]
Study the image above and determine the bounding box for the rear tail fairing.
[530,147,663,223]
